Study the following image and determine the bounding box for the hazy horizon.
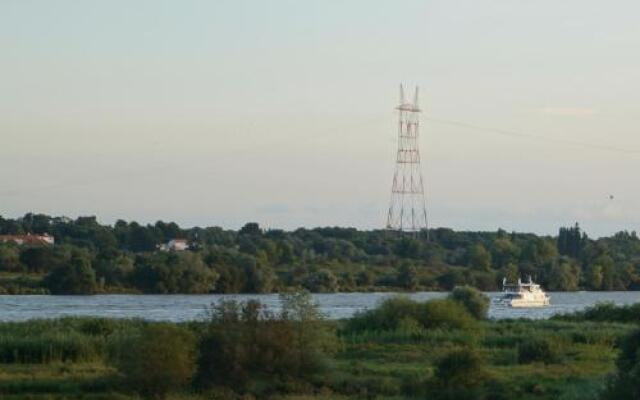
[3,1,640,237]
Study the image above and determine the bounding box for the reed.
[0,317,146,363]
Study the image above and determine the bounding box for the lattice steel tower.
[386,84,428,235]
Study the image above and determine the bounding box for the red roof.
[0,234,54,245]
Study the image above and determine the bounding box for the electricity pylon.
[386,84,429,237]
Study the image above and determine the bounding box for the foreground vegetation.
[2,213,640,294]
[0,290,639,399]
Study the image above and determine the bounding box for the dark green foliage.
[94,253,134,288]
[3,213,640,294]
[468,244,492,271]
[0,245,22,272]
[558,223,586,258]
[302,268,339,292]
[0,332,99,363]
[195,292,335,392]
[517,336,562,364]
[344,297,478,334]
[44,250,97,294]
[601,329,640,399]
[132,252,218,294]
[449,286,490,320]
[0,318,142,363]
[127,223,161,252]
[344,296,421,333]
[110,324,196,399]
[0,314,634,399]
[239,222,262,236]
[394,237,421,258]
[547,257,580,291]
[421,299,479,330]
[397,262,419,290]
[555,302,640,324]
[242,257,276,293]
[432,347,488,400]
[19,246,62,273]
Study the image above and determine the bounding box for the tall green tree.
[547,259,579,291]
[44,251,97,294]
[0,245,22,272]
[468,244,492,271]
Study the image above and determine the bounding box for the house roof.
[0,234,54,245]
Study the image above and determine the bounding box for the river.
[1,291,639,322]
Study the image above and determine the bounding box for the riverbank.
[0,294,637,399]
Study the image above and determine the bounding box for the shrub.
[432,347,488,400]
[517,336,561,364]
[558,302,640,324]
[420,299,479,331]
[344,296,421,333]
[344,297,479,335]
[601,329,640,399]
[196,291,336,393]
[110,324,196,399]
[449,286,490,320]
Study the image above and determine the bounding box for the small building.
[159,239,189,252]
[0,233,55,246]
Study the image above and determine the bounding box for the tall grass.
[554,302,640,324]
[0,318,146,363]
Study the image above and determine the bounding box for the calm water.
[1,292,639,322]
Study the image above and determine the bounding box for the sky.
[2,0,640,237]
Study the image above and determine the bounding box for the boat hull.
[510,298,550,308]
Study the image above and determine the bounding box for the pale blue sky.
[2,1,640,236]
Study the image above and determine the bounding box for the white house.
[0,233,55,246]
[159,239,189,252]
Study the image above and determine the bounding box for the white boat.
[497,276,550,308]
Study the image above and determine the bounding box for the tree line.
[1,213,640,294]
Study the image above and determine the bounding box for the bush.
[110,324,196,399]
[420,299,479,331]
[432,347,488,400]
[344,297,479,334]
[601,329,640,399]
[556,302,640,324]
[449,286,490,320]
[345,296,421,333]
[196,291,336,393]
[517,336,561,364]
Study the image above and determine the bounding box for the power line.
[425,117,640,156]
